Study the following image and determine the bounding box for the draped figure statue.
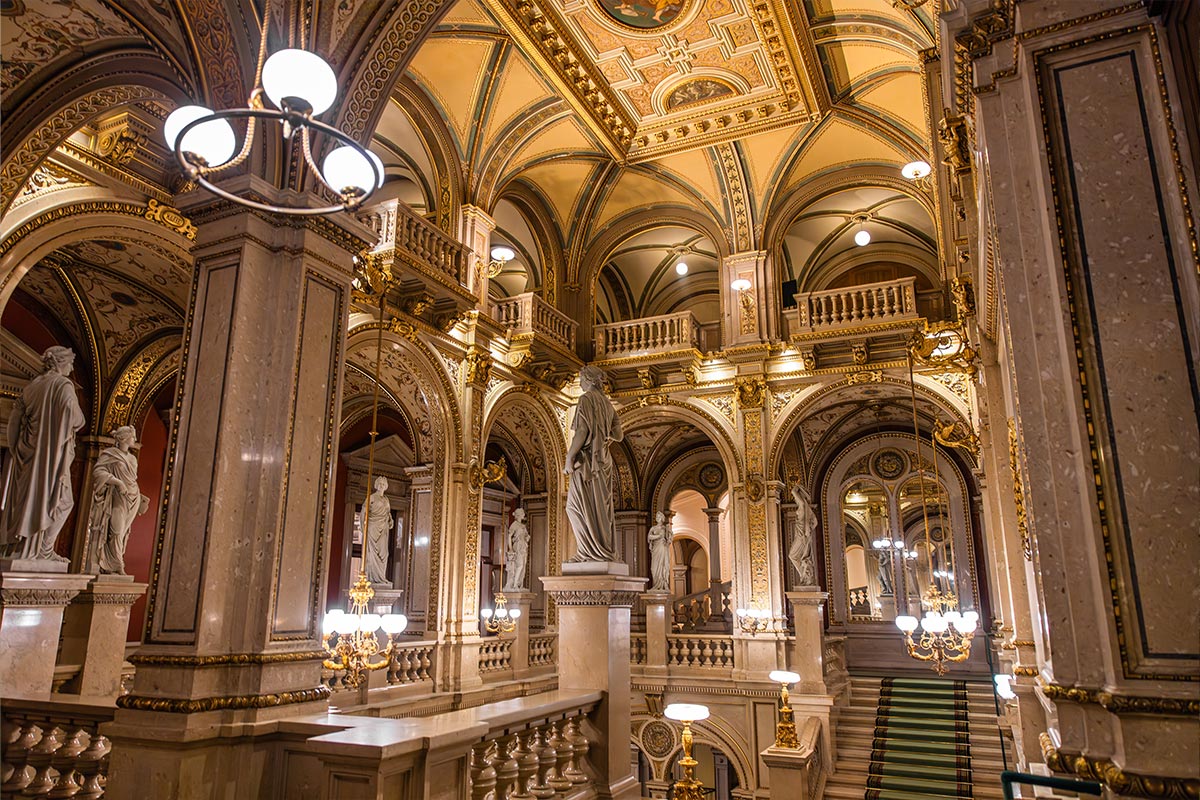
[2,346,86,564]
[502,508,530,591]
[647,511,673,591]
[788,483,818,587]
[93,426,150,575]
[563,366,624,563]
[362,476,392,584]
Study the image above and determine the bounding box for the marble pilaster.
[0,571,92,694]
[640,591,671,677]
[542,570,646,800]
[57,576,146,696]
[785,591,829,696]
[503,590,535,676]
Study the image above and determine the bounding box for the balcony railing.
[493,292,577,351]
[593,310,700,359]
[480,638,514,674]
[667,634,736,669]
[793,277,918,331]
[367,199,470,287]
[529,633,557,668]
[672,581,732,633]
[2,695,116,798]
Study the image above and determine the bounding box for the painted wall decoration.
[597,0,688,29]
[665,78,735,110]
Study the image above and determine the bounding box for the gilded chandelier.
[322,575,407,687]
[163,3,382,216]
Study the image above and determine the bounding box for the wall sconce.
[485,245,516,278]
[736,604,772,635]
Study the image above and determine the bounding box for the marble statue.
[563,365,624,563]
[362,476,392,584]
[877,551,894,595]
[788,483,818,587]
[92,426,150,575]
[647,511,673,591]
[503,507,530,591]
[2,346,86,565]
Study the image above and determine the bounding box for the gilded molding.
[129,650,327,667]
[734,376,767,409]
[74,591,144,606]
[144,199,197,240]
[1038,678,1200,717]
[1007,419,1033,560]
[1039,732,1200,799]
[116,685,331,713]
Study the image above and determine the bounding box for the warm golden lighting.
[322,574,407,687]
[768,670,801,749]
[664,704,710,800]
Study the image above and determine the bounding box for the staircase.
[826,675,1008,800]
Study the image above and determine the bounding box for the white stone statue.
[362,476,392,585]
[92,426,150,575]
[647,511,673,591]
[2,346,86,565]
[788,483,818,587]
[563,365,624,563]
[502,507,530,591]
[877,551,894,595]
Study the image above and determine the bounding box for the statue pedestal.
[369,587,404,614]
[542,571,646,800]
[0,558,68,574]
[785,590,829,695]
[561,560,629,576]
[0,571,93,694]
[640,591,671,677]
[502,591,536,676]
[58,576,148,696]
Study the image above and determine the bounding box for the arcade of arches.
[0,1,1197,799]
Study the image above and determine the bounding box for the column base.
[0,571,93,694]
[0,557,69,573]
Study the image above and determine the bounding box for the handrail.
[367,198,470,286]
[793,276,918,331]
[593,309,699,358]
[492,292,578,350]
[1001,771,1102,800]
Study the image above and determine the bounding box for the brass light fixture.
[163,4,382,216]
[484,245,516,278]
[893,351,977,674]
[768,670,801,749]
[735,604,772,635]
[664,703,710,800]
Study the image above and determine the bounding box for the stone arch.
[617,399,743,484]
[631,712,753,788]
[387,75,466,231]
[649,445,727,514]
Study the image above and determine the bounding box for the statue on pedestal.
[2,346,86,565]
[92,426,150,575]
[362,476,392,585]
[788,483,818,587]
[647,511,673,591]
[503,507,530,591]
[563,366,623,563]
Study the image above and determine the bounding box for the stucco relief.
[0,0,137,93]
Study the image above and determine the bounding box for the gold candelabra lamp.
[322,574,407,687]
[895,585,977,675]
[768,670,801,748]
[481,591,520,634]
[664,703,710,800]
[735,602,773,635]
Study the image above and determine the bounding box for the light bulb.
[963,610,979,623]
[854,229,871,247]
[902,160,932,180]
[322,610,344,636]
[955,617,977,634]
[510,608,522,619]
[335,615,357,635]
[496,608,508,619]
[490,246,515,263]
[664,703,710,722]
[359,613,381,633]
[675,261,688,275]
[261,48,338,115]
[164,105,236,167]
[322,145,376,197]
[380,613,407,634]
[769,670,800,684]
[730,278,752,292]
[994,674,1016,700]
[895,615,919,633]
[481,608,493,619]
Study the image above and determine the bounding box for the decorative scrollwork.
[467,456,507,493]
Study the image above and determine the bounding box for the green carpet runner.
[864,677,972,800]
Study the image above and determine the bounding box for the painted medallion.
[597,0,688,29]
[666,78,735,110]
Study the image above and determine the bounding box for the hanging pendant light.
[163,4,382,216]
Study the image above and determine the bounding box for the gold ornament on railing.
[664,704,710,800]
[322,574,407,687]
[769,670,801,749]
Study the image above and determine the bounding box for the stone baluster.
[529,725,557,799]
[547,720,572,792]
[510,729,538,800]
[491,734,519,800]
[49,727,89,797]
[74,735,109,800]
[562,717,588,786]
[23,726,65,796]
[470,741,497,800]
[2,723,42,793]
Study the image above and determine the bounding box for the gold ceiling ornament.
[143,199,198,240]
[768,670,802,749]
[664,704,710,800]
[951,274,977,319]
[893,352,978,674]
[734,375,767,408]
[909,320,979,376]
[467,455,507,493]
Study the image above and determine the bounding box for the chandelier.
[664,703,710,800]
[735,604,772,635]
[892,351,977,673]
[322,574,407,687]
[163,3,382,216]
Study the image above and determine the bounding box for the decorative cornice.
[74,591,145,606]
[1040,732,1200,799]
[116,685,330,713]
[1,587,83,607]
[1038,678,1200,717]
[128,650,326,668]
[544,589,641,608]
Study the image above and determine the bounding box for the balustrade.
[672,582,732,633]
[630,634,647,665]
[665,634,735,669]
[389,640,436,685]
[493,293,577,351]
[593,310,700,358]
[366,199,470,287]
[480,637,514,673]
[2,697,115,799]
[793,277,918,331]
[528,634,557,668]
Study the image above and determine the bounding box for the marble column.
[100,177,371,798]
[57,576,147,696]
[721,251,775,347]
[640,591,671,678]
[704,506,723,585]
[542,568,646,800]
[0,571,92,694]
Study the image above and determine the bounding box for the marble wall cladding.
[272,273,342,638]
[156,262,237,640]
[1046,43,1200,673]
[409,479,432,626]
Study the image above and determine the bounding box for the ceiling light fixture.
[902,160,932,180]
[163,4,382,216]
[675,261,689,276]
[854,228,871,247]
